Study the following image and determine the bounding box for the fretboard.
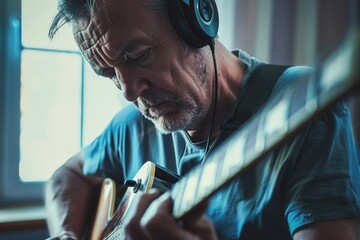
[170,31,360,220]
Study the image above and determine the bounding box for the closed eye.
[124,49,150,65]
[95,67,117,80]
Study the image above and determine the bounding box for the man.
[45,0,360,239]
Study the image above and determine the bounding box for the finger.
[140,192,173,225]
[177,200,217,239]
[140,193,203,240]
[60,236,77,240]
[44,235,77,240]
[185,214,218,239]
[123,189,161,239]
[184,200,210,223]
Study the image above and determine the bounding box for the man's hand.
[45,152,102,240]
[122,189,218,240]
[45,232,78,240]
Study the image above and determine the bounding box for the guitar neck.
[170,31,360,220]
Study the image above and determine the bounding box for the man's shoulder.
[281,65,315,78]
[271,65,315,95]
[281,65,314,81]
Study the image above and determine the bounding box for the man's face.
[73,0,213,133]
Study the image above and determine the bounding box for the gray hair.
[48,0,169,39]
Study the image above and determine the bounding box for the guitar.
[89,30,360,240]
[87,162,180,240]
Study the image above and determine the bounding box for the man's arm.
[45,151,102,239]
[293,218,360,240]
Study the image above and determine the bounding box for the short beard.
[139,51,209,134]
[148,100,200,135]
[138,91,201,134]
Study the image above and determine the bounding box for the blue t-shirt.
[83,50,360,239]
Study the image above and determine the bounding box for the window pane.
[20,50,82,181]
[82,67,127,146]
[21,0,78,51]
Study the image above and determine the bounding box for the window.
[0,0,126,203]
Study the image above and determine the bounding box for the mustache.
[136,91,188,109]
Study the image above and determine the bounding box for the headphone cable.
[202,39,219,163]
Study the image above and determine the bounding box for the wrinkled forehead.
[72,0,144,41]
[71,0,150,64]
[71,13,111,68]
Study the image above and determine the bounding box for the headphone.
[168,0,219,48]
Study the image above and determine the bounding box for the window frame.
[0,0,126,205]
[0,0,44,204]
[0,0,6,204]
[0,0,87,204]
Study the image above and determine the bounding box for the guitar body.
[88,178,116,240]
[89,162,180,240]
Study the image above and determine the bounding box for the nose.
[115,67,150,102]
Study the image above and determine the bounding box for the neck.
[187,41,245,142]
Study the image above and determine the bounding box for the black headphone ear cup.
[169,0,219,48]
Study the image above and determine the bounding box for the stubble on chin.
[141,104,197,134]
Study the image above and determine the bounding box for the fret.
[172,169,200,218]
[171,177,187,218]
[289,77,318,131]
[264,97,289,137]
[304,77,318,117]
[221,132,246,180]
[289,77,310,121]
[197,160,220,202]
[320,44,353,94]
[254,115,265,154]
[181,172,198,204]
[244,121,261,162]
[262,92,290,148]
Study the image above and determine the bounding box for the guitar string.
[104,215,126,240]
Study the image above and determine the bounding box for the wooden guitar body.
[88,178,116,240]
[89,162,180,240]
